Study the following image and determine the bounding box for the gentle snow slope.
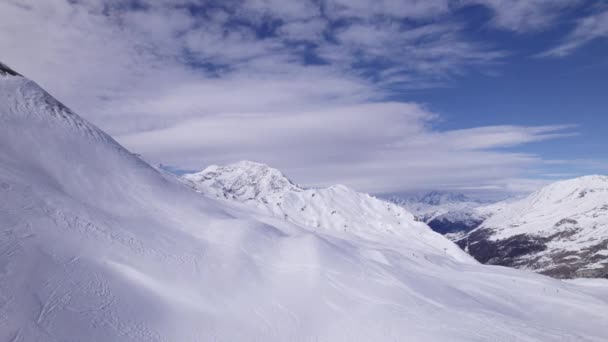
[1,65,608,341]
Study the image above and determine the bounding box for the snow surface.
[1,67,608,341]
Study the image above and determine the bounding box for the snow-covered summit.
[184,160,302,201]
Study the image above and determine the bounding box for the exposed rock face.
[459,229,608,279]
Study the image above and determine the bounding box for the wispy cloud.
[540,8,608,57]
[323,0,451,20]
[118,104,577,193]
[465,0,582,32]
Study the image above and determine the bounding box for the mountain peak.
[0,65,121,148]
[0,61,21,77]
[183,160,302,200]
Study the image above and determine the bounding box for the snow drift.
[1,63,608,341]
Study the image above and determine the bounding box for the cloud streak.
[466,0,582,32]
[540,8,608,57]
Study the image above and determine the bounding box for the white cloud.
[540,9,608,57]
[241,0,321,20]
[0,0,592,195]
[433,125,577,150]
[323,0,451,20]
[278,18,328,41]
[465,0,582,32]
[117,103,576,194]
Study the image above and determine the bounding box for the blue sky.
[407,31,608,178]
[1,0,607,195]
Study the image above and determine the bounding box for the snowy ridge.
[184,163,470,262]
[461,176,608,278]
[2,62,608,341]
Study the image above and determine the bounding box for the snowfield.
[1,63,608,341]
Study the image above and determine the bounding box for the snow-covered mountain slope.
[183,162,470,262]
[2,64,608,341]
[458,176,608,278]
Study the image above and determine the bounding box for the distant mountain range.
[386,191,490,238]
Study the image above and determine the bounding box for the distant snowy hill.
[2,62,608,341]
[457,176,608,278]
